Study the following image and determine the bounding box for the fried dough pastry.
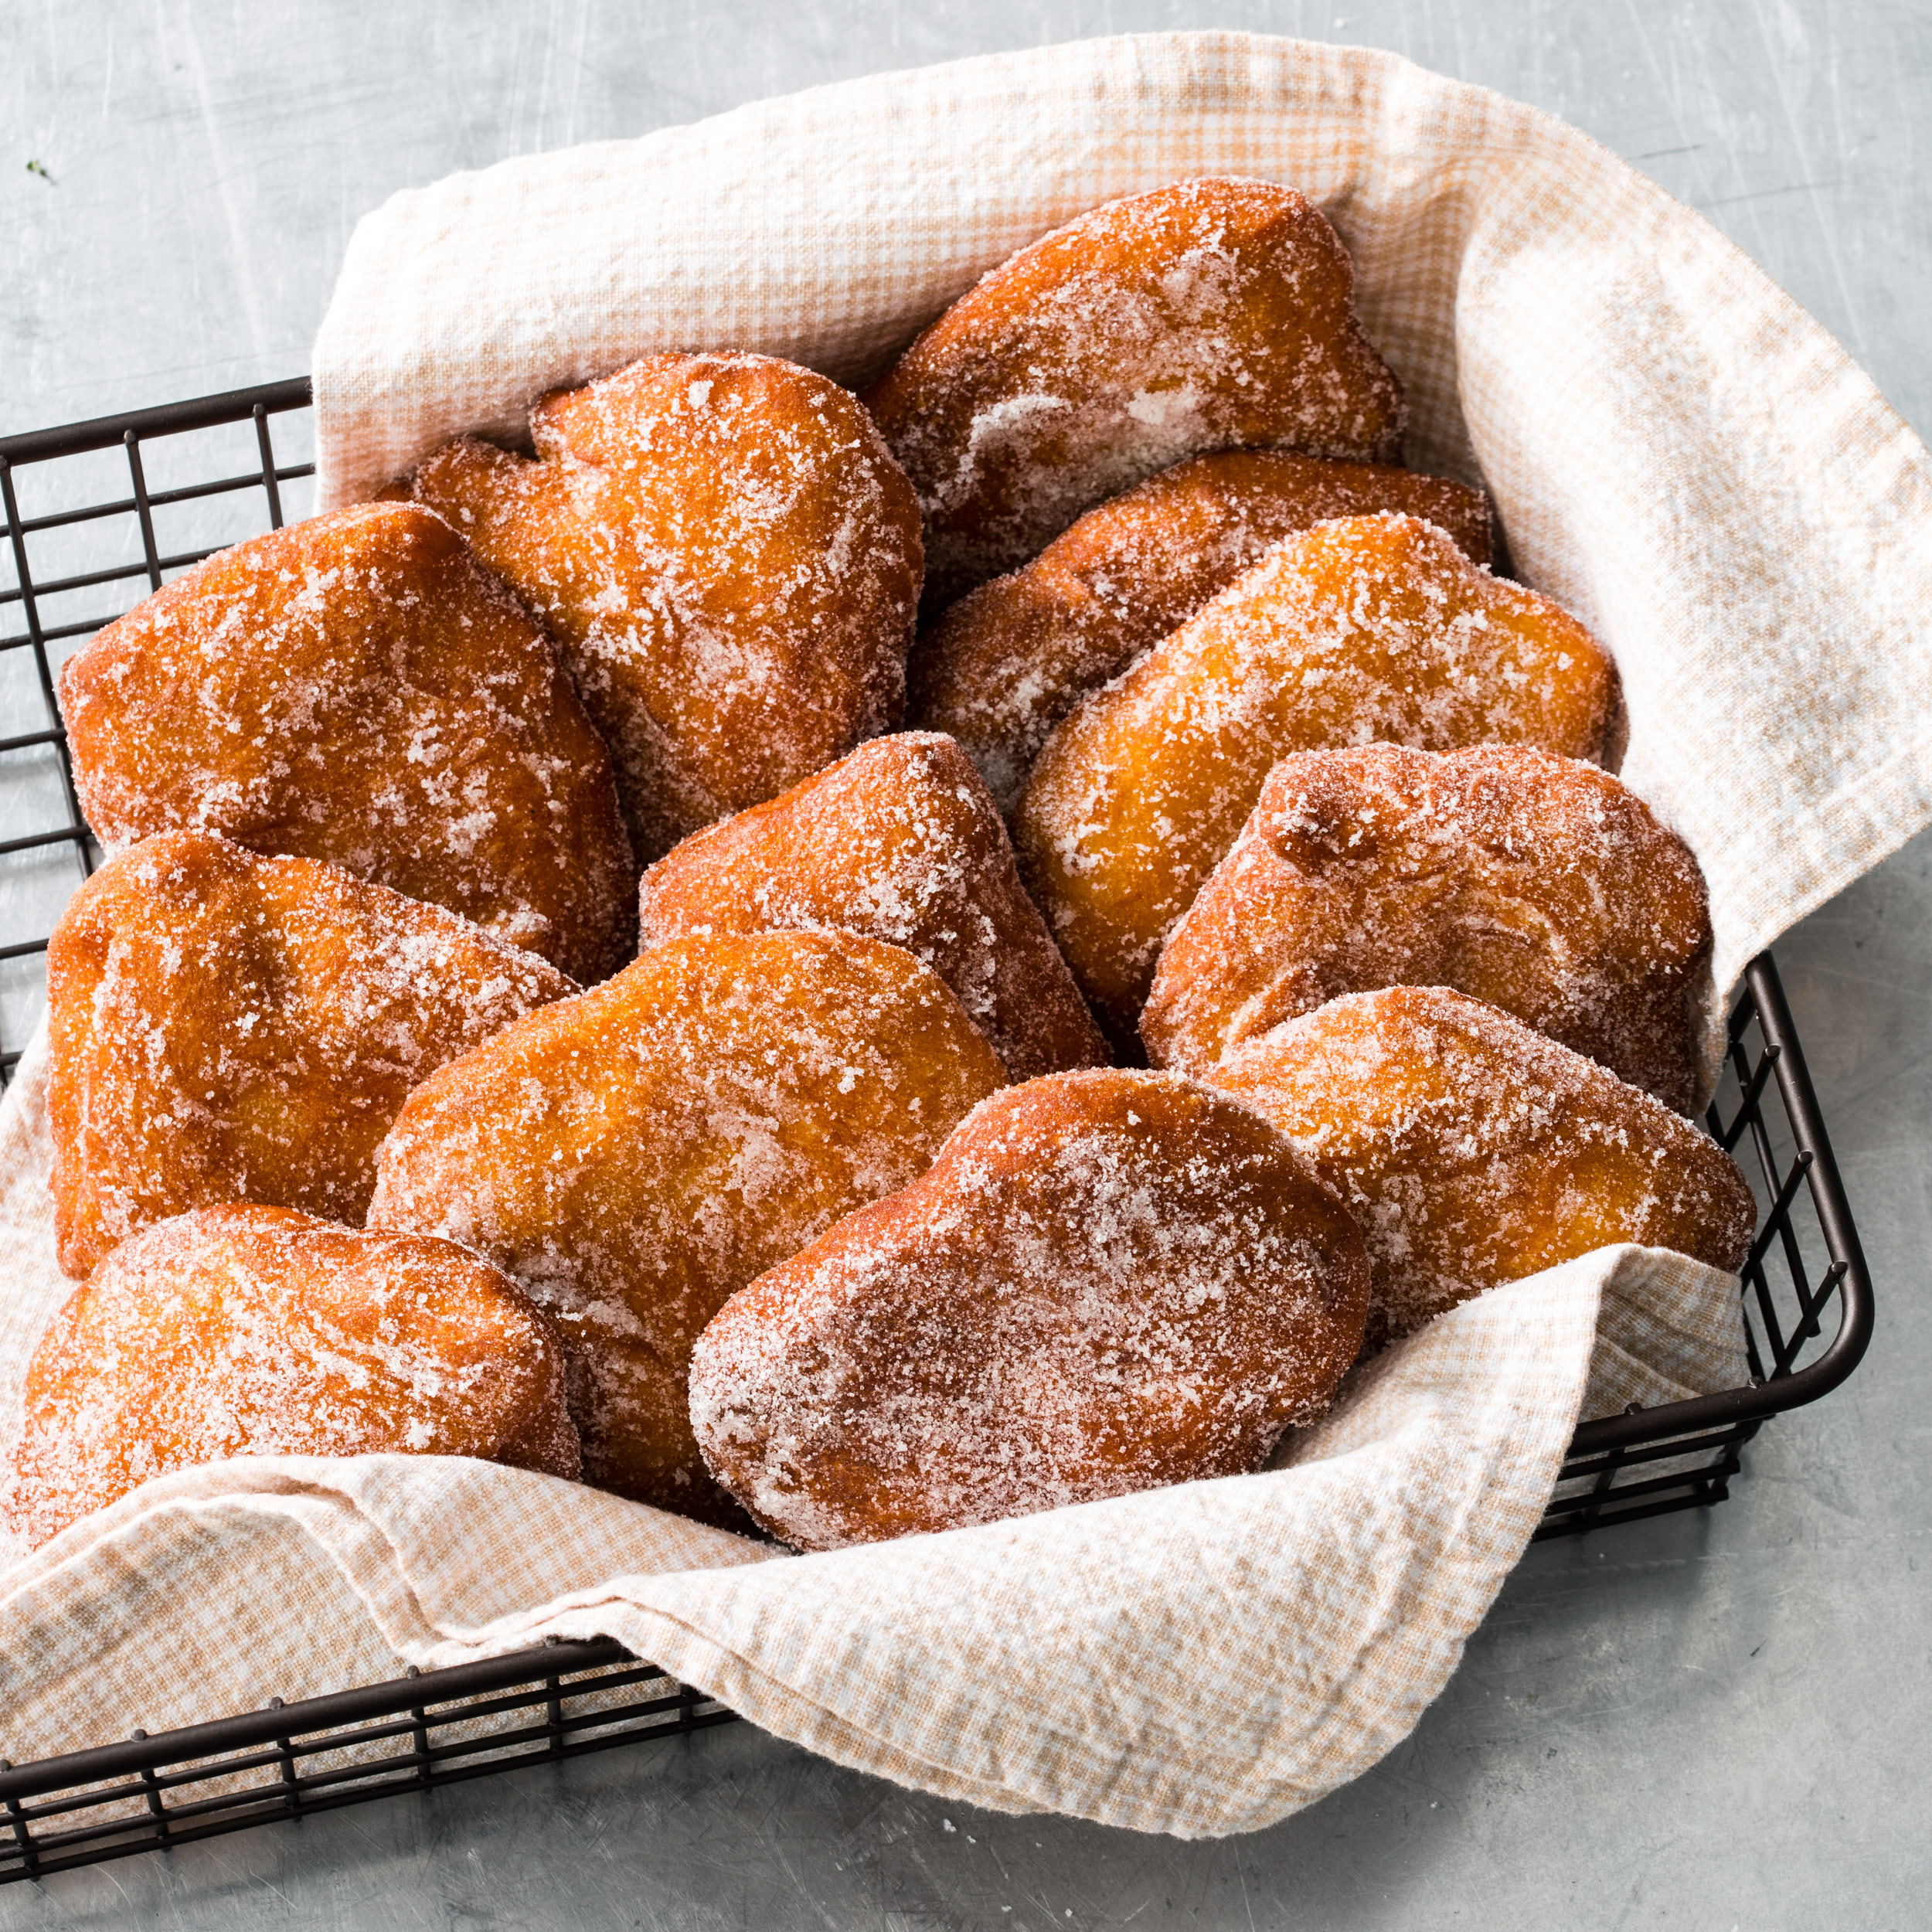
[402,352,923,860]
[689,1069,1369,1550]
[1206,987,1757,1351]
[863,178,1406,607]
[1015,514,1619,1040]
[1142,746,1713,1111]
[638,732,1107,1080]
[47,831,575,1281]
[59,502,634,983]
[911,452,1492,812]
[6,1205,579,1550]
[368,930,1005,1522]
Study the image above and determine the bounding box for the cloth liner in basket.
[4,31,1930,1838]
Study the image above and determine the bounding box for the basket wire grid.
[0,380,1875,1884]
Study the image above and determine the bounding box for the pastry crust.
[47,831,576,1280]
[58,501,635,983]
[1204,987,1757,1351]
[1142,745,1712,1111]
[6,1204,580,1550]
[864,177,1406,606]
[689,1067,1369,1550]
[638,731,1107,1080]
[368,930,1005,1522]
[911,452,1492,813]
[403,352,923,860]
[1015,513,1619,1042]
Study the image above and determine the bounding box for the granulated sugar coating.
[1015,513,1619,1042]
[367,930,1005,1524]
[1206,987,1757,1352]
[638,732,1108,1081]
[58,502,636,985]
[1143,746,1713,1111]
[863,178,1406,608]
[689,1068,1369,1551]
[403,352,923,861]
[46,832,576,1281]
[911,452,1492,815]
[5,1204,579,1551]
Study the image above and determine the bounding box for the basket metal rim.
[0,375,1879,1859]
[0,376,314,467]
[1566,951,1872,1458]
[0,1639,637,1803]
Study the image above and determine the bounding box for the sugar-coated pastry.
[1204,987,1757,1351]
[689,1068,1369,1550]
[638,732,1107,1080]
[5,1205,579,1550]
[1015,514,1619,1041]
[59,502,634,983]
[368,930,1005,1522]
[1142,746,1712,1111]
[403,352,923,860]
[864,178,1407,607]
[911,452,1492,813]
[46,832,576,1281]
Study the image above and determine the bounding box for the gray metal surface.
[2,2,1928,1926]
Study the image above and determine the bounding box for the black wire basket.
[0,380,1876,1886]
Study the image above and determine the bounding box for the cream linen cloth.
[314,31,1932,991]
[3,29,1927,1836]
[0,1025,1746,1835]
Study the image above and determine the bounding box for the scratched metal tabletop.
[2,3,1928,1927]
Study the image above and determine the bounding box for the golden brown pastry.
[58,502,634,983]
[47,831,576,1281]
[689,1069,1369,1550]
[1142,746,1712,1111]
[911,452,1492,813]
[402,352,923,860]
[638,732,1107,1080]
[1015,513,1619,1041]
[368,930,1005,1522]
[1204,987,1757,1351]
[864,177,1407,607]
[6,1205,579,1550]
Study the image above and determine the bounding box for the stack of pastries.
[10,178,1756,1555]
